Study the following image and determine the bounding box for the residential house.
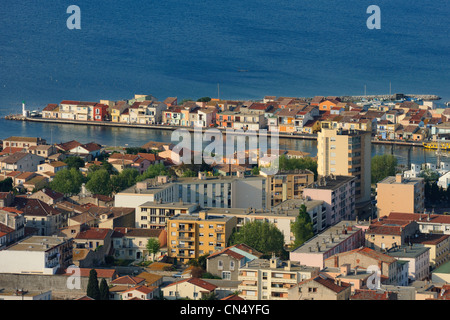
[112,227,167,261]
[162,277,218,300]
[206,243,262,280]
[42,104,59,119]
[238,256,320,300]
[28,188,64,205]
[297,274,352,300]
[2,136,46,150]
[13,197,65,236]
[323,247,399,285]
[0,235,73,274]
[0,152,45,173]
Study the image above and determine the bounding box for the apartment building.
[387,211,450,235]
[201,198,325,245]
[376,174,425,217]
[266,169,314,207]
[386,245,430,282]
[323,247,399,285]
[317,128,372,216]
[238,256,319,300]
[114,173,268,211]
[409,233,450,269]
[303,175,356,227]
[365,217,420,251]
[136,201,198,229]
[289,220,366,268]
[167,211,237,264]
[0,235,73,274]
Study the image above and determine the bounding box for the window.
[230,261,235,271]
[218,260,223,270]
[222,271,231,280]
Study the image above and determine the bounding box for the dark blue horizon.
[1,0,449,111]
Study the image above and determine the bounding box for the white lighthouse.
[22,101,28,117]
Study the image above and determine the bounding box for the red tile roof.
[165,277,217,292]
[111,275,145,285]
[61,268,117,278]
[75,228,111,240]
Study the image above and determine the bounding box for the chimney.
[284,260,292,271]
[199,211,207,220]
[340,264,350,277]
[395,174,403,183]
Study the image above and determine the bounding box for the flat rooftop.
[168,213,233,223]
[378,175,423,185]
[386,245,430,258]
[139,201,198,210]
[242,258,318,273]
[304,175,355,191]
[6,235,68,252]
[199,199,323,218]
[291,220,363,254]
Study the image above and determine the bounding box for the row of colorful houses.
[41,94,446,141]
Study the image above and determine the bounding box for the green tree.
[371,154,398,184]
[229,220,284,256]
[99,278,110,300]
[197,97,211,103]
[50,168,84,196]
[86,169,112,196]
[125,147,147,155]
[65,156,85,170]
[291,204,314,248]
[251,166,260,176]
[137,163,168,181]
[419,168,440,183]
[278,155,318,179]
[0,178,13,192]
[146,238,160,261]
[86,269,100,300]
[110,168,139,193]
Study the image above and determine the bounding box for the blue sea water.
[0,0,449,113]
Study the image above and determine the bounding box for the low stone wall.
[0,273,109,300]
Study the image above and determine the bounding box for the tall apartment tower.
[317,128,372,217]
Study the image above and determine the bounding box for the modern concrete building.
[409,233,450,269]
[167,211,237,264]
[317,128,372,217]
[386,245,430,282]
[199,198,325,245]
[303,175,356,227]
[114,173,268,210]
[376,174,425,217]
[289,220,366,268]
[238,256,319,300]
[266,169,315,207]
[0,235,73,274]
[136,201,199,229]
